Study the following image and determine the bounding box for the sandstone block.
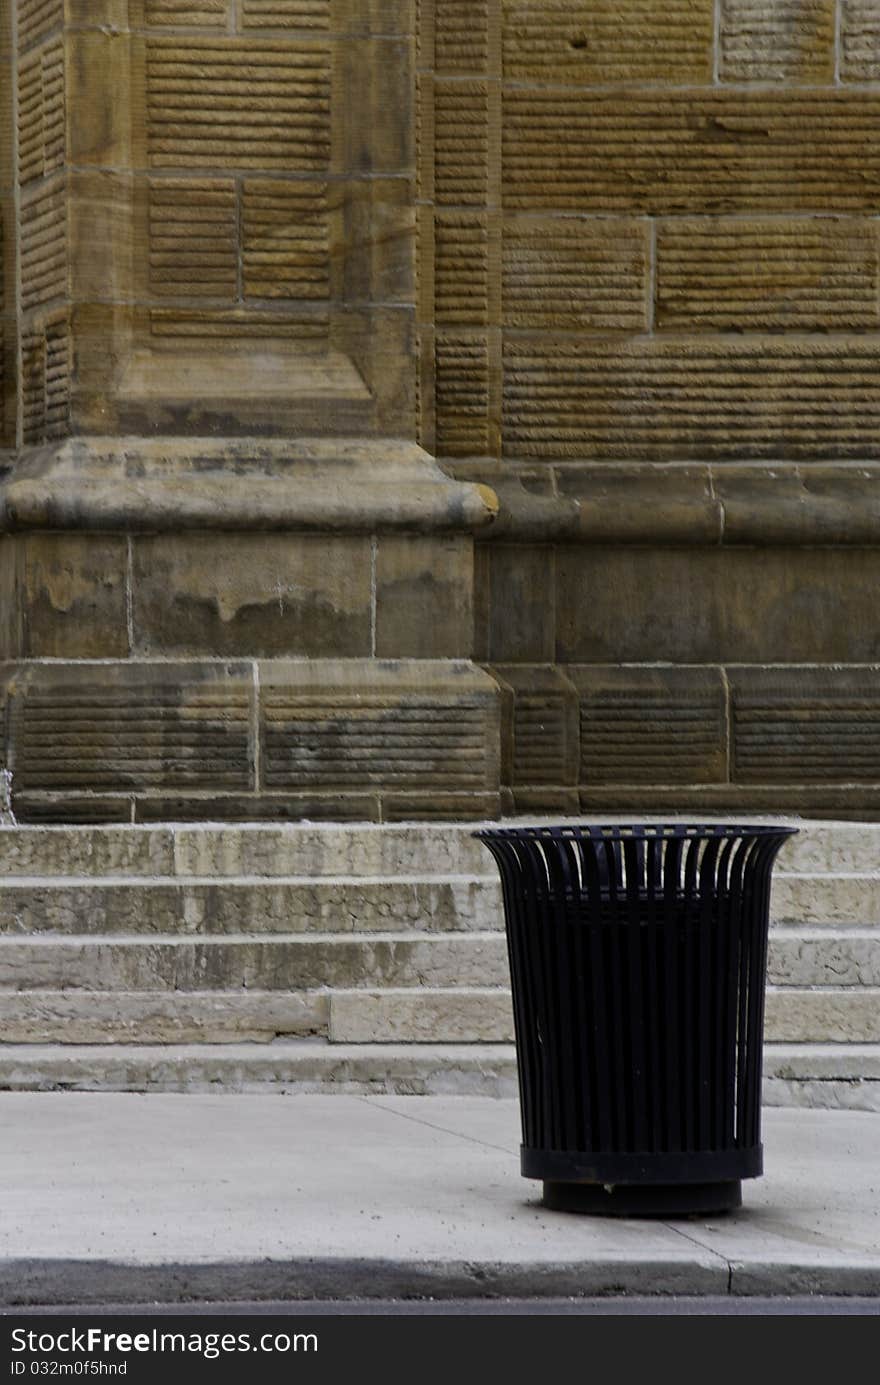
[503,91,880,213]
[491,664,579,792]
[131,533,372,657]
[0,1041,520,1095]
[568,666,727,787]
[656,218,880,332]
[501,0,713,84]
[483,545,554,663]
[434,213,489,327]
[133,794,382,823]
[66,28,132,169]
[731,668,880,787]
[841,0,880,81]
[503,337,880,460]
[375,536,473,659]
[719,0,834,82]
[258,659,501,808]
[341,177,415,307]
[18,533,128,658]
[556,550,880,664]
[7,661,255,798]
[779,826,880,875]
[503,216,649,332]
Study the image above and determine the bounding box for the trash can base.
[542,1179,742,1218]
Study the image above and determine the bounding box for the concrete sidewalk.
[0,1094,878,1306]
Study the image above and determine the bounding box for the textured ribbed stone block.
[503,216,649,331]
[7,662,255,799]
[436,0,489,73]
[841,0,880,81]
[719,0,835,82]
[145,37,332,172]
[434,213,489,327]
[656,219,880,332]
[143,1,230,23]
[502,91,880,213]
[569,666,727,788]
[501,0,714,83]
[503,338,880,459]
[18,0,65,50]
[491,664,579,793]
[435,334,492,457]
[433,80,489,208]
[731,668,880,786]
[258,659,501,811]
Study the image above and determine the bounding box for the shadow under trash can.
[475,824,797,1218]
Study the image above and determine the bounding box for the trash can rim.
[473,822,799,841]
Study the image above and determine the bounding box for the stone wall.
[420,1,880,462]
[415,1,880,817]
[2,1,880,820]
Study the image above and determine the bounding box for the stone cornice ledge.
[0,438,500,535]
[452,461,880,546]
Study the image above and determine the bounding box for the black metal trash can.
[475,823,797,1217]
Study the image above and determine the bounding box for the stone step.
[765,987,880,1043]
[1,821,877,883]
[328,984,880,1046]
[0,990,330,1043]
[0,922,871,990]
[0,981,873,1046]
[0,877,500,935]
[0,826,493,880]
[0,1038,874,1108]
[777,825,880,874]
[767,927,880,987]
[8,875,880,937]
[771,874,880,925]
[0,1041,521,1096]
[762,1044,880,1113]
[0,932,510,991]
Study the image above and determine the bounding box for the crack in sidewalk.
[355,1095,518,1157]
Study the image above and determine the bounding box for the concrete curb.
[2,1255,880,1307]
